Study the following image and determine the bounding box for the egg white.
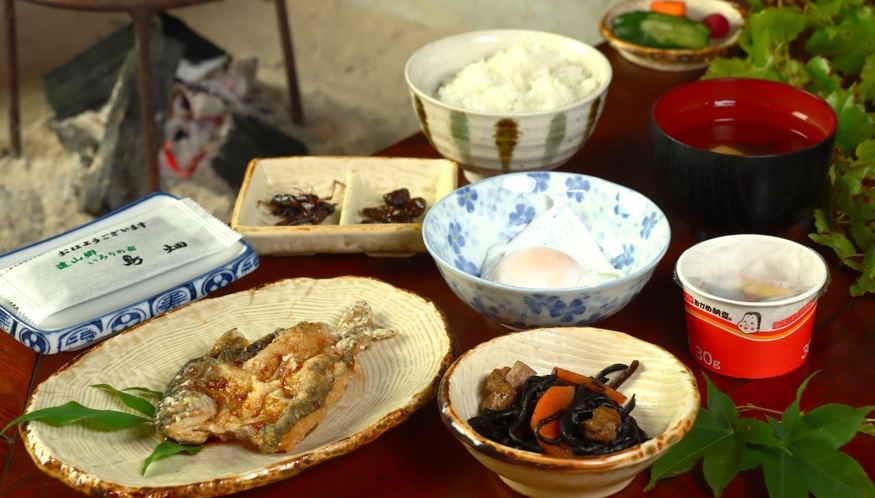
[480,196,624,288]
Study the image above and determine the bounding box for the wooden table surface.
[2,44,873,498]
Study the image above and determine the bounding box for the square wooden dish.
[231,156,459,256]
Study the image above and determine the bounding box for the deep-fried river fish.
[154,301,397,453]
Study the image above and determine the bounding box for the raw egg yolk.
[489,246,585,288]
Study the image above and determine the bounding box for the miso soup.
[672,121,815,156]
[655,98,830,157]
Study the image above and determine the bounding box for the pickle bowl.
[437,326,700,498]
[599,0,746,72]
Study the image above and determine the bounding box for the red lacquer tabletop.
[1,44,873,498]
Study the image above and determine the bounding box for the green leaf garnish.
[142,440,203,475]
[648,373,875,497]
[122,386,165,399]
[2,383,203,477]
[91,384,157,418]
[0,400,150,436]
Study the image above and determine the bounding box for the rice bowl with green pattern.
[404,30,612,183]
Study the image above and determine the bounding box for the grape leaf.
[859,139,875,161]
[807,56,844,94]
[849,246,875,296]
[703,0,875,296]
[747,7,807,67]
[833,161,875,257]
[805,5,875,75]
[702,57,781,81]
[859,54,875,104]
[810,209,865,272]
[142,440,203,475]
[807,0,846,23]
[825,88,875,154]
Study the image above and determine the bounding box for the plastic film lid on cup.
[674,234,830,329]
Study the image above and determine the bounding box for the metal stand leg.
[274,0,304,125]
[131,8,160,193]
[4,0,20,157]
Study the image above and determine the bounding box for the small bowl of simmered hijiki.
[422,171,671,329]
[438,327,700,498]
[599,0,746,71]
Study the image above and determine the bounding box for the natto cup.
[675,234,829,379]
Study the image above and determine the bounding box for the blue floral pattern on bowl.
[423,172,671,329]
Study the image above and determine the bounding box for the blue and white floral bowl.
[422,172,670,329]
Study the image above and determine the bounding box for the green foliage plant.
[0,384,202,475]
[647,373,875,497]
[701,0,875,295]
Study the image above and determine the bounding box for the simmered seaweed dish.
[468,361,648,457]
[361,188,427,224]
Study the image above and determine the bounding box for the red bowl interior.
[652,78,837,156]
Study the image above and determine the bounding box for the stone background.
[0,0,618,255]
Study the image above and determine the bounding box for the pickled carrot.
[651,1,687,17]
[552,367,628,404]
[530,385,575,457]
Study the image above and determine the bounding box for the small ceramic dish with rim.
[16,276,457,496]
[599,0,746,72]
[0,192,258,354]
[231,156,458,257]
[438,326,700,498]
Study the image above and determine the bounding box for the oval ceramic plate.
[20,277,457,497]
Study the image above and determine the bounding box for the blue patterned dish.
[423,172,670,329]
[0,192,259,354]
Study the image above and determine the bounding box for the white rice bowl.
[404,29,612,182]
[437,43,600,113]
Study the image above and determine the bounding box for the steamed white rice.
[437,43,599,113]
